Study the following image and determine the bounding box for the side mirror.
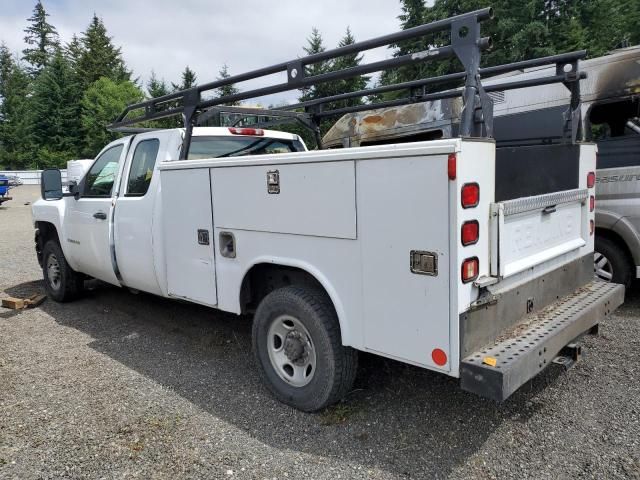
[41,169,63,200]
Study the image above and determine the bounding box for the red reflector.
[228,127,264,136]
[448,153,456,180]
[590,219,595,236]
[432,348,447,366]
[461,257,479,283]
[461,183,480,208]
[587,171,595,188]
[461,220,479,246]
[590,195,595,212]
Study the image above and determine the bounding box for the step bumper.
[460,280,624,402]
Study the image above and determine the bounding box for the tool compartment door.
[358,154,451,370]
[161,168,217,306]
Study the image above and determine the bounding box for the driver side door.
[64,141,128,285]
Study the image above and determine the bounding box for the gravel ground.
[1,185,639,479]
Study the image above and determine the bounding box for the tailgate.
[490,189,589,278]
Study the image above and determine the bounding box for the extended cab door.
[113,133,165,295]
[64,140,129,285]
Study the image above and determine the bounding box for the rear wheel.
[252,286,358,412]
[594,236,632,288]
[42,240,84,302]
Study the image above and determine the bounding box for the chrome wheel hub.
[46,254,62,290]
[594,252,613,282]
[267,315,316,387]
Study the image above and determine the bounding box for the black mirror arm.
[63,180,80,199]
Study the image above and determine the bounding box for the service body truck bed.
[32,9,623,410]
[157,136,621,402]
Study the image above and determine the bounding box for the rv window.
[590,99,640,169]
[589,99,640,140]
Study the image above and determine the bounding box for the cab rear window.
[187,136,304,159]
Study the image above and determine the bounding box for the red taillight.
[587,171,596,188]
[590,219,595,236]
[461,183,480,208]
[228,127,264,136]
[461,257,479,283]
[448,153,456,180]
[590,195,595,212]
[432,348,447,366]
[461,220,479,246]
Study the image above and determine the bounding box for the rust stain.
[362,114,383,124]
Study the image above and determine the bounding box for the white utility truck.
[33,9,624,411]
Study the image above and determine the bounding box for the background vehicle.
[323,46,640,288]
[33,9,623,411]
[0,175,12,205]
[7,174,23,187]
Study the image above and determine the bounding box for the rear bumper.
[460,279,624,402]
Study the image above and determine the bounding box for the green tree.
[147,70,169,98]
[216,64,240,105]
[0,53,33,168]
[172,66,197,91]
[64,34,83,71]
[379,0,427,91]
[77,14,131,89]
[331,27,369,109]
[299,28,332,102]
[22,0,59,76]
[146,71,176,128]
[0,44,13,99]
[29,48,81,166]
[80,77,143,156]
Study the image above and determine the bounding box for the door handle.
[93,211,107,220]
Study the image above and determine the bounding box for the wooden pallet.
[1,294,47,310]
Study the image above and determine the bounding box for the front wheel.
[252,286,358,412]
[42,240,84,302]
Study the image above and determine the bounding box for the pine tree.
[22,0,59,75]
[380,0,427,88]
[172,66,197,91]
[299,28,332,102]
[147,70,169,98]
[0,44,13,102]
[147,71,175,128]
[77,14,131,89]
[30,48,81,166]
[0,56,34,168]
[331,27,369,108]
[64,34,83,71]
[216,64,240,105]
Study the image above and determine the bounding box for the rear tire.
[42,240,84,302]
[252,286,358,412]
[594,236,632,288]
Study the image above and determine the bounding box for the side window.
[589,99,640,169]
[126,139,160,196]
[84,145,124,197]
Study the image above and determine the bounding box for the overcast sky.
[0,0,409,105]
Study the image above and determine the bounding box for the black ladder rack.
[108,7,586,158]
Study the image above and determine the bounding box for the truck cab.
[33,127,306,294]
